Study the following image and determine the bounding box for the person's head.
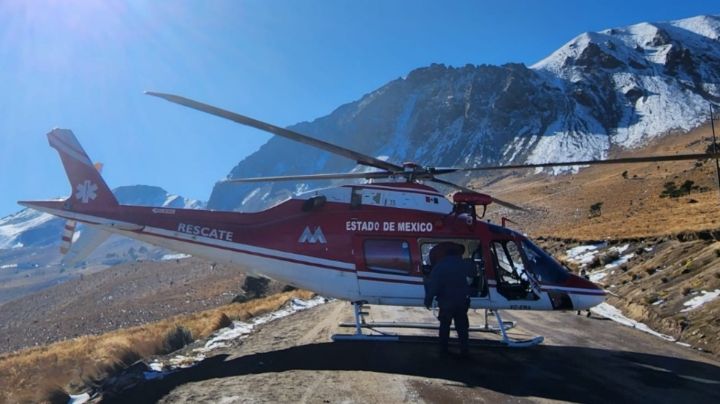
[580,269,587,275]
[448,243,465,257]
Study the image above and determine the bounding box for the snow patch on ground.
[143,296,327,379]
[565,243,634,282]
[565,243,606,266]
[68,393,91,404]
[604,253,635,269]
[591,302,674,341]
[589,270,608,282]
[160,253,192,261]
[681,289,720,312]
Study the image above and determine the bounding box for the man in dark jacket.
[425,243,476,355]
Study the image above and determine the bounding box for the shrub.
[213,313,232,330]
[161,326,193,354]
[603,249,620,264]
[243,276,270,298]
[660,180,709,198]
[644,294,659,305]
[42,388,70,404]
[589,202,603,218]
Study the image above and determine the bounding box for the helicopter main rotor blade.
[434,152,720,173]
[146,92,403,172]
[223,171,394,183]
[429,177,527,212]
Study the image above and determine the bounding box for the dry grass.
[480,123,720,240]
[0,289,314,403]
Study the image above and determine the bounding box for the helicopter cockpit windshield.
[520,239,571,285]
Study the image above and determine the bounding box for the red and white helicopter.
[20,93,719,347]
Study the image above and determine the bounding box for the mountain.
[112,185,205,210]
[0,207,64,250]
[208,15,720,211]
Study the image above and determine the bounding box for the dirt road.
[104,301,720,403]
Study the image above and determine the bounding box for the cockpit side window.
[491,239,539,301]
[491,241,521,285]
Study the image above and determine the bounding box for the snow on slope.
[0,209,59,249]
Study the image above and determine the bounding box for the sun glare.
[0,0,133,72]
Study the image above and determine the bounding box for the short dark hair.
[448,243,465,256]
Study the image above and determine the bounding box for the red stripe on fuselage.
[357,275,424,285]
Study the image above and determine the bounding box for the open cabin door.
[418,238,491,307]
[352,236,425,305]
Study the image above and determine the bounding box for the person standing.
[425,243,476,355]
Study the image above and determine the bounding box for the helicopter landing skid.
[331,303,543,347]
[332,301,400,342]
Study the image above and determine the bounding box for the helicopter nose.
[566,274,607,310]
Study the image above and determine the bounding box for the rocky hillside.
[209,15,720,211]
[539,233,720,356]
[0,257,286,354]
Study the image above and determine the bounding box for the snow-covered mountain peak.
[112,185,206,210]
[533,15,720,78]
[669,14,720,40]
[0,209,58,249]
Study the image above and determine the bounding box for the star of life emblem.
[75,180,98,203]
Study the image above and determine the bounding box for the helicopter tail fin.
[47,129,119,210]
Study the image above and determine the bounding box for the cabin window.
[350,187,362,209]
[363,239,412,274]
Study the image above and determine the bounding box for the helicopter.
[20,93,720,347]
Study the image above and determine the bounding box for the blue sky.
[0,0,717,217]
